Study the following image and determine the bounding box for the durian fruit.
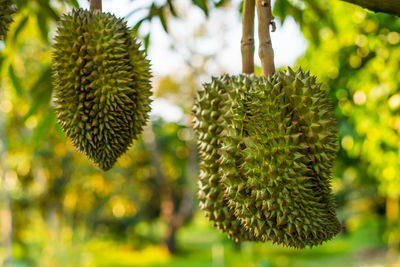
[193,68,341,248]
[0,0,16,39]
[52,9,152,171]
[193,77,256,241]
[220,69,341,248]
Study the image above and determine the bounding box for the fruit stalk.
[241,0,255,74]
[256,0,275,77]
[90,0,102,11]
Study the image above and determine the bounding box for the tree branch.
[143,124,194,253]
[341,0,400,16]
[241,0,256,74]
[256,0,275,77]
[90,0,102,12]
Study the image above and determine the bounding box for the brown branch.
[143,124,195,253]
[341,0,400,16]
[241,0,256,74]
[256,0,275,77]
[90,0,102,12]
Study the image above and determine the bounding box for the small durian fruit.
[52,9,152,171]
[218,68,341,248]
[193,77,256,241]
[0,0,16,39]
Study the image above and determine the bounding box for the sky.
[77,0,307,122]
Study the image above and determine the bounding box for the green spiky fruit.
[0,0,16,39]
[52,9,152,171]
[193,78,256,242]
[193,68,341,248]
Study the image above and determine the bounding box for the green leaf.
[12,16,29,42]
[15,0,28,8]
[37,12,49,42]
[0,56,4,73]
[32,109,56,148]
[159,7,169,32]
[148,3,158,19]
[143,34,150,52]
[23,65,53,121]
[307,22,320,46]
[8,65,23,97]
[273,0,288,24]
[68,0,79,8]
[287,2,303,26]
[167,0,178,17]
[193,0,209,16]
[37,2,60,21]
[214,0,227,8]
[305,0,325,19]
[132,18,145,36]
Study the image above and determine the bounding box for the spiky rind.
[0,0,16,39]
[193,68,341,248]
[193,77,255,241]
[52,9,152,171]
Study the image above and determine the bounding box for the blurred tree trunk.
[341,0,400,16]
[165,222,178,253]
[386,196,399,254]
[143,125,194,254]
[165,133,197,253]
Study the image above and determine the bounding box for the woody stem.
[256,0,275,77]
[241,0,256,74]
[90,0,102,11]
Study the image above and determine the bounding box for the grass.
[10,214,394,267]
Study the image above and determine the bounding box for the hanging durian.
[217,70,341,248]
[0,0,16,39]
[52,8,152,171]
[193,0,341,248]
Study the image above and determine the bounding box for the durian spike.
[256,0,275,77]
[90,0,102,11]
[241,0,255,74]
[0,0,16,40]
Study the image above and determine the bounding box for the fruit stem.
[241,0,255,74]
[90,0,102,11]
[256,0,275,77]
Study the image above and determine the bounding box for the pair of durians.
[1,2,341,248]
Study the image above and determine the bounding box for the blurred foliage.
[129,0,229,50]
[0,0,400,266]
[273,0,336,46]
[298,2,400,198]
[130,0,229,31]
[294,0,400,252]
